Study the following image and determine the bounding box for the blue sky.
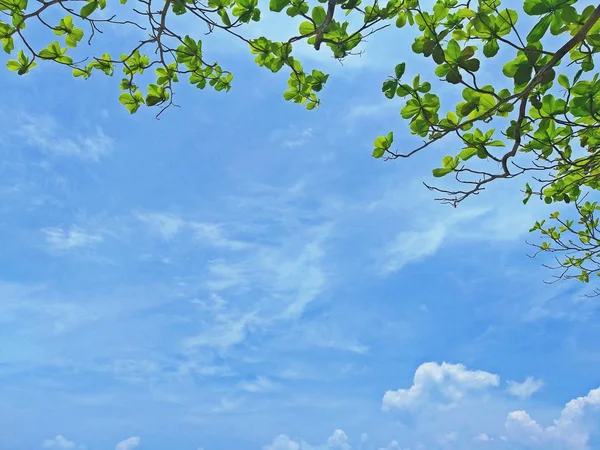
[1,5,600,450]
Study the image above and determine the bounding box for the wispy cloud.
[373,177,553,274]
[239,376,279,393]
[193,222,250,250]
[183,310,258,352]
[42,225,103,251]
[15,113,112,161]
[136,212,249,249]
[345,100,399,121]
[270,126,313,148]
[380,225,446,275]
[115,437,140,450]
[182,216,331,353]
[136,212,185,240]
[211,396,245,413]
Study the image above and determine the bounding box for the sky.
[1,3,600,450]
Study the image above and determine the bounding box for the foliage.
[2,0,600,288]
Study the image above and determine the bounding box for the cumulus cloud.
[263,435,302,450]
[507,377,544,399]
[264,430,352,450]
[505,386,600,449]
[42,435,76,449]
[115,437,141,450]
[378,441,405,450]
[328,430,350,450]
[382,362,500,410]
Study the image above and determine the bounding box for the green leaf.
[483,39,499,58]
[372,147,385,158]
[119,91,143,113]
[2,37,15,54]
[523,0,552,15]
[527,14,551,42]
[442,155,458,169]
[73,67,90,77]
[382,80,397,99]
[558,74,569,89]
[459,147,478,161]
[65,27,84,48]
[269,0,289,12]
[514,65,532,86]
[400,100,420,119]
[456,8,475,18]
[446,68,462,84]
[80,1,98,18]
[374,135,391,150]
[6,59,20,71]
[311,5,326,25]
[394,62,405,79]
[461,58,480,72]
[218,9,232,26]
[445,39,461,62]
[299,21,314,36]
[432,168,452,177]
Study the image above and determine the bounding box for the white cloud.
[239,376,279,393]
[183,310,258,351]
[136,212,249,250]
[474,433,491,442]
[345,101,399,121]
[136,212,185,240]
[327,430,350,450]
[43,226,102,250]
[269,126,313,148]
[505,386,600,449]
[193,223,249,250]
[439,432,458,445]
[381,225,446,274]
[292,320,369,354]
[115,437,141,450]
[185,222,330,351]
[373,176,552,274]
[382,362,500,411]
[42,435,76,449]
[378,441,404,450]
[263,435,302,450]
[16,113,112,161]
[211,396,244,413]
[507,377,544,400]
[264,430,351,450]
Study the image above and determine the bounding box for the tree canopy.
[2,0,600,289]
